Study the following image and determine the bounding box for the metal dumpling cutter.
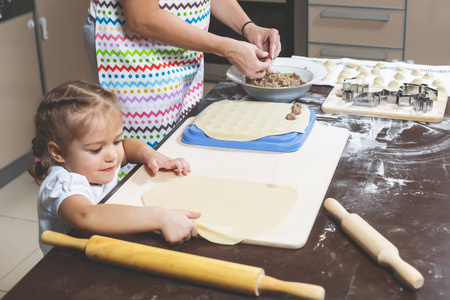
[342,79,438,112]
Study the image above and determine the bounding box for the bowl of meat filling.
[226,57,327,102]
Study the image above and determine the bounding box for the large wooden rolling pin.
[324,198,424,289]
[42,231,325,299]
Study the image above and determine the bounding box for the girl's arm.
[122,0,270,77]
[121,138,191,175]
[58,194,200,245]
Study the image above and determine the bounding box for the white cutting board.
[107,118,350,249]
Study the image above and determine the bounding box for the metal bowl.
[226,57,327,102]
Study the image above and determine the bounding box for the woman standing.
[84,0,281,178]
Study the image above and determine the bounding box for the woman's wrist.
[241,20,255,40]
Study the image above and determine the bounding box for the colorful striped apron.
[94,0,210,178]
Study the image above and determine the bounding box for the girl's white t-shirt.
[38,165,119,254]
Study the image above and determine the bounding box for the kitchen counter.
[5,80,450,300]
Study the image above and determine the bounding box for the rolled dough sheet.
[191,100,311,141]
[142,175,298,245]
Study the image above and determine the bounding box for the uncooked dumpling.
[372,81,385,89]
[324,60,336,68]
[411,69,423,76]
[359,70,371,77]
[346,61,357,68]
[432,79,443,87]
[396,66,407,73]
[423,72,434,80]
[375,62,386,69]
[411,78,422,84]
[394,72,406,81]
[371,68,381,75]
[388,80,401,90]
[374,75,385,83]
[356,65,369,72]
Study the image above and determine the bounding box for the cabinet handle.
[39,17,48,40]
[321,10,389,22]
[320,48,388,61]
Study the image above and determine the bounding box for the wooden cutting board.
[107,118,350,249]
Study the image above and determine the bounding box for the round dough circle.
[142,175,298,245]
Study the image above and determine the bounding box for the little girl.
[28,80,200,254]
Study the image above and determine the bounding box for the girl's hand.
[146,152,191,176]
[159,209,201,245]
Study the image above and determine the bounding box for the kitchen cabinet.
[0,2,41,173]
[308,0,406,61]
[404,0,450,65]
[0,0,94,186]
[34,0,93,92]
[307,0,450,65]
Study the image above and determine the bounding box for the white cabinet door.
[35,0,94,91]
[0,12,42,168]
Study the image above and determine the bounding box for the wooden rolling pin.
[324,198,424,289]
[42,231,325,299]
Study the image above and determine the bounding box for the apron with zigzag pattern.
[94,0,209,178]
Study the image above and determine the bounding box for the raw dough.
[356,65,369,72]
[142,175,298,245]
[346,61,357,68]
[432,79,443,87]
[372,81,385,89]
[375,62,386,69]
[192,100,311,141]
[324,60,336,68]
[359,70,371,77]
[411,78,422,84]
[388,80,401,90]
[396,66,407,73]
[423,72,434,80]
[371,67,381,75]
[374,75,385,83]
[394,72,406,81]
[339,69,352,77]
[411,69,423,76]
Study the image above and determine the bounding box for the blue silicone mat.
[181,110,316,152]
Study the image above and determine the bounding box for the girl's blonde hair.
[28,80,122,184]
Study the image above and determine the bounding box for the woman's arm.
[122,0,270,77]
[59,194,200,245]
[210,0,281,60]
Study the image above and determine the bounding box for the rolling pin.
[324,198,424,289]
[42,231,325,299]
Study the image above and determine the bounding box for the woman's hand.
[223,39,271,78]
[244,23,281,61]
